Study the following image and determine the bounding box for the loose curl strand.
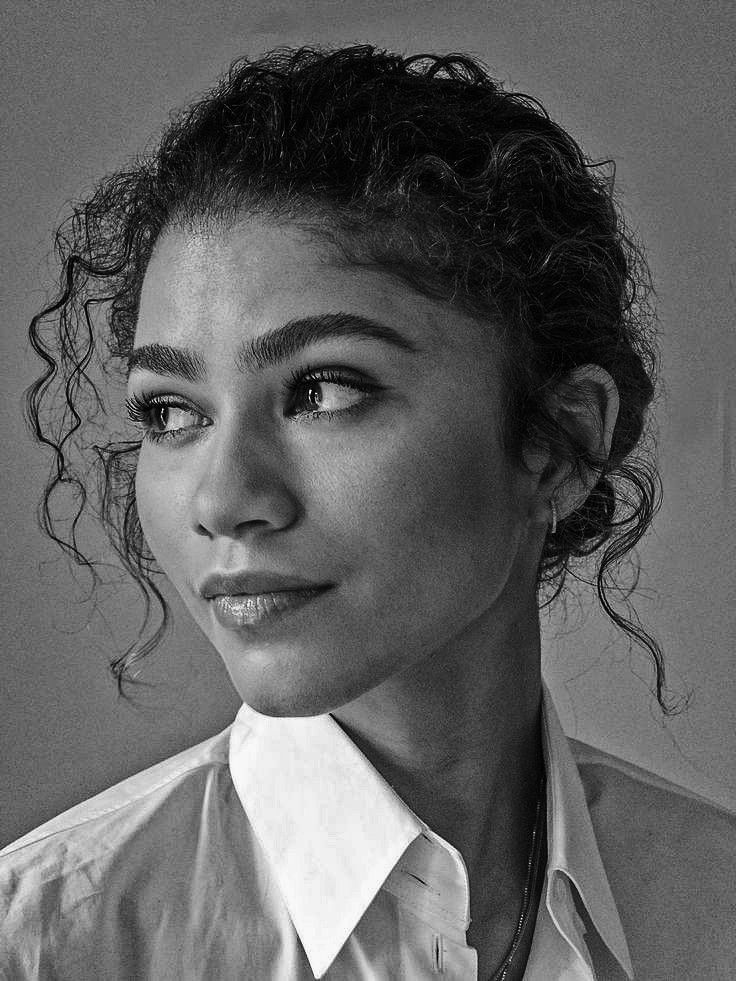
[25,43,672,708]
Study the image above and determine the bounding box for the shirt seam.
[1,756,230,857]
[574,750,736,817]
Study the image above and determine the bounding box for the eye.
[125,392,210,443]
[286,368,378,420]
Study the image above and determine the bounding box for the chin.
[218,635,391,719]
[228,670,353,719]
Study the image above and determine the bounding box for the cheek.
[134,458,186,574]
[323,423,522,579]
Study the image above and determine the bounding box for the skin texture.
[130,217,618,979]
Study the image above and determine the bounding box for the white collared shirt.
[2,686,735,979]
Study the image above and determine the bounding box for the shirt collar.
[541,684,634,978]
[228,686,633,979]
[228,705,425,977]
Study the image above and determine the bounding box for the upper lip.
[199,570,331,599]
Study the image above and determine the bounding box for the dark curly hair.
[25,43,670,707]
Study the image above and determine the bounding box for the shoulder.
[0,725,242,978]
[570,738,736,977]
[1,724,232,860]
[569,737,736,857]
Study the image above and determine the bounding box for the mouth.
[209,586,331,629]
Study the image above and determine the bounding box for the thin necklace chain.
[488,772,547,981]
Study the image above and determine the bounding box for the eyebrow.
[126,312,420,380]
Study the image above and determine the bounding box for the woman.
[1,44,734,980]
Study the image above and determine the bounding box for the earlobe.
[521,439,552,478]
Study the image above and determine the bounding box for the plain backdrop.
[1,0,735,847]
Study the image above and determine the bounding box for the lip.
[199,570,330,599]
[210,588,329,629]
[198,570,333,630]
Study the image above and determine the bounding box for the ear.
[523,364,620,526]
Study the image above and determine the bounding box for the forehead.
[135,218,494,359]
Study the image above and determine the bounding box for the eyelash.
[125,367,378,444]
[283,365,377,422]
[125,391,201,445]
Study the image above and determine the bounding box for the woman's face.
[130,218,543,716]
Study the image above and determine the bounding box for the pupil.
[307,383,322,408]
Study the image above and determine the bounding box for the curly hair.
[25,43,670,707]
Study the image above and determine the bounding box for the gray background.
[2,0,735,847]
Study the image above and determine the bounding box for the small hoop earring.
[549,498,558,535]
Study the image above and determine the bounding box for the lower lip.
[209,588,330,629]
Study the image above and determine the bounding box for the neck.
[331,597,545,977]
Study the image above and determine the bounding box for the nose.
[189,421,300,539]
